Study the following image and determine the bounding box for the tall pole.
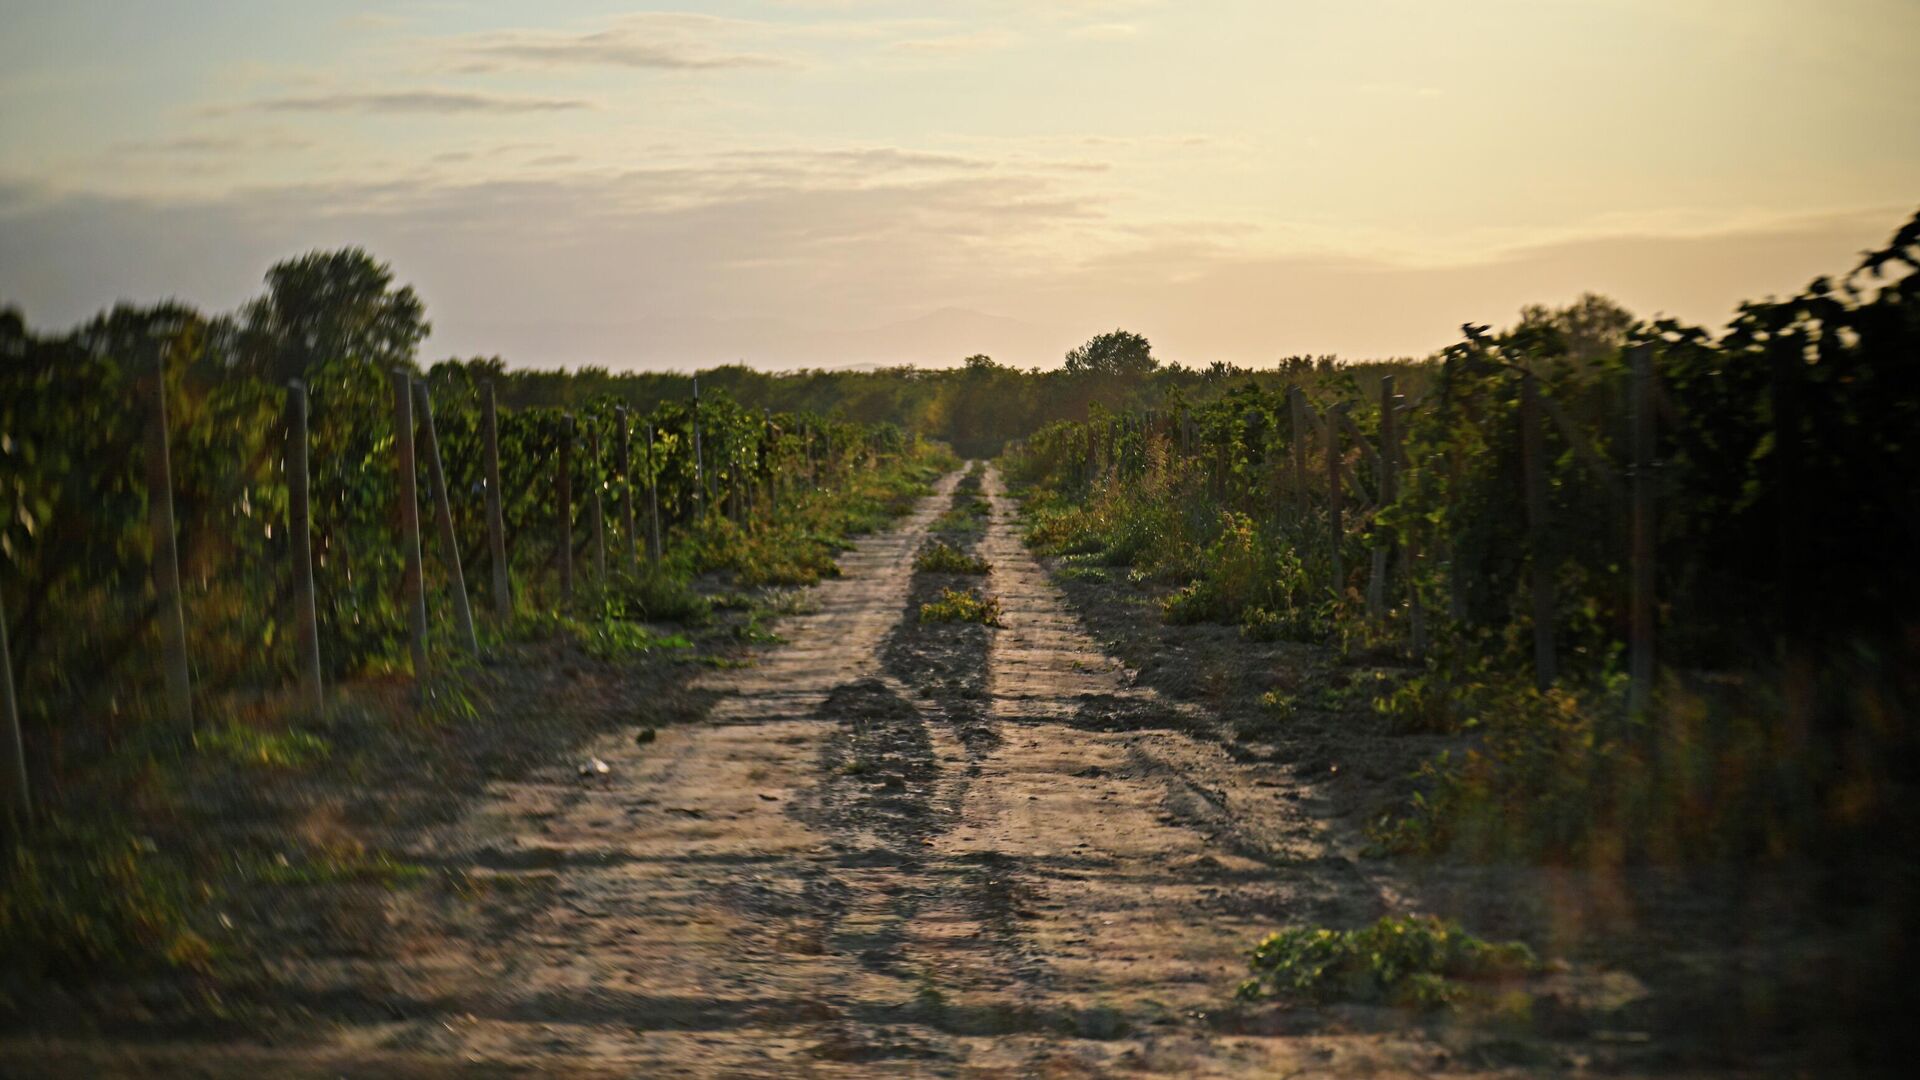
[645,424,661,564]
[558,414,575,602]
[287,380,324,711]
[1326,403,1345,600]
[414,380,478,654]
[146,341,193,732]
[691,378,705,515]
[392,369,429,682]
[617,406,638,573]
[1289,387,1309,512]
[1,583,29,831]
[482,383,511,624]
[1628,345,1656,718]
[588,425,608,584]
[1367,375,1397,622]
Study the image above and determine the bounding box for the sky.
[2,0,1916,370]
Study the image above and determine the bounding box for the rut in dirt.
[198,464,1458,1077]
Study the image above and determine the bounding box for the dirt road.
[13,466,1610,1076]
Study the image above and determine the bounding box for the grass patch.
[601,567,712,624]
[933,497,989,534]
[1238,915,1537,1009]
[0,819,207,984]
[198,723,331,769]
[915,539,990,575]
[920,587,1004,626]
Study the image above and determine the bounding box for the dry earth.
[2,466,1758,1077]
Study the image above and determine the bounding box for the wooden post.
[392,370,430,681]
[146,345,193,731]
[1289,387,1309,512]
[645,424,662,563]
[1520,371,1556,689]
[1,583,29,831]
[617,407,638,573]
[286,380,324,711]
[588,426,608,584]
[482,383,512,624]
[1628,345,1656,717]
[1326,403,1345,599]
[690,379,705,514]
[1407,532,1429,658]
[1367,376,1397,622]
[414,381,477,654]
[558,413,575,602]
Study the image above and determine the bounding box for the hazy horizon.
[3,0,1916,371]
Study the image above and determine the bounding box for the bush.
[1369,681,1627,860]
[1238,915,1537,1009]
[603,567,712,624]
[1373,672,1462,734]
[1161,512,1311,627]
[0,821,205,983]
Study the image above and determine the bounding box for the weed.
[198,723,331,769]
[0,819,204,981]
[915,540,990,575]
[601,568,712,624]
[920,587,1004,626]
[1237,915,1536,1009]
[1374,672,1461,734]
[1259,690,1297,722]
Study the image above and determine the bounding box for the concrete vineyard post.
[482,383,512,624]
[146,344,193,732]
[287,380,324,711]
[1628,344,1656,718]
[1520,371,1557,689]
[413,380,478,654]
[617,407,638,573]
[392,369,430,682]
[645,424,661,563]
[558,414,574,602]
[588,426,608,584]
[1326,403,1344,599]
[1,583,28,831]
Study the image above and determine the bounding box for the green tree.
[238,248,429,381]
[1063,329,1157,377]
[1516,293,1635,364]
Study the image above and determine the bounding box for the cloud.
[232,91,593,115]
[0,166,1899,372]
[445,15,796,73]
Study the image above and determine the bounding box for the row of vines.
[1006,211,1920,865]
[0,305,912,822]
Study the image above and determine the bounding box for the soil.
[0,465,1834,1076]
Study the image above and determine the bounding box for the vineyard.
[1006,213,1920,868]
[0,214,1916,1074]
